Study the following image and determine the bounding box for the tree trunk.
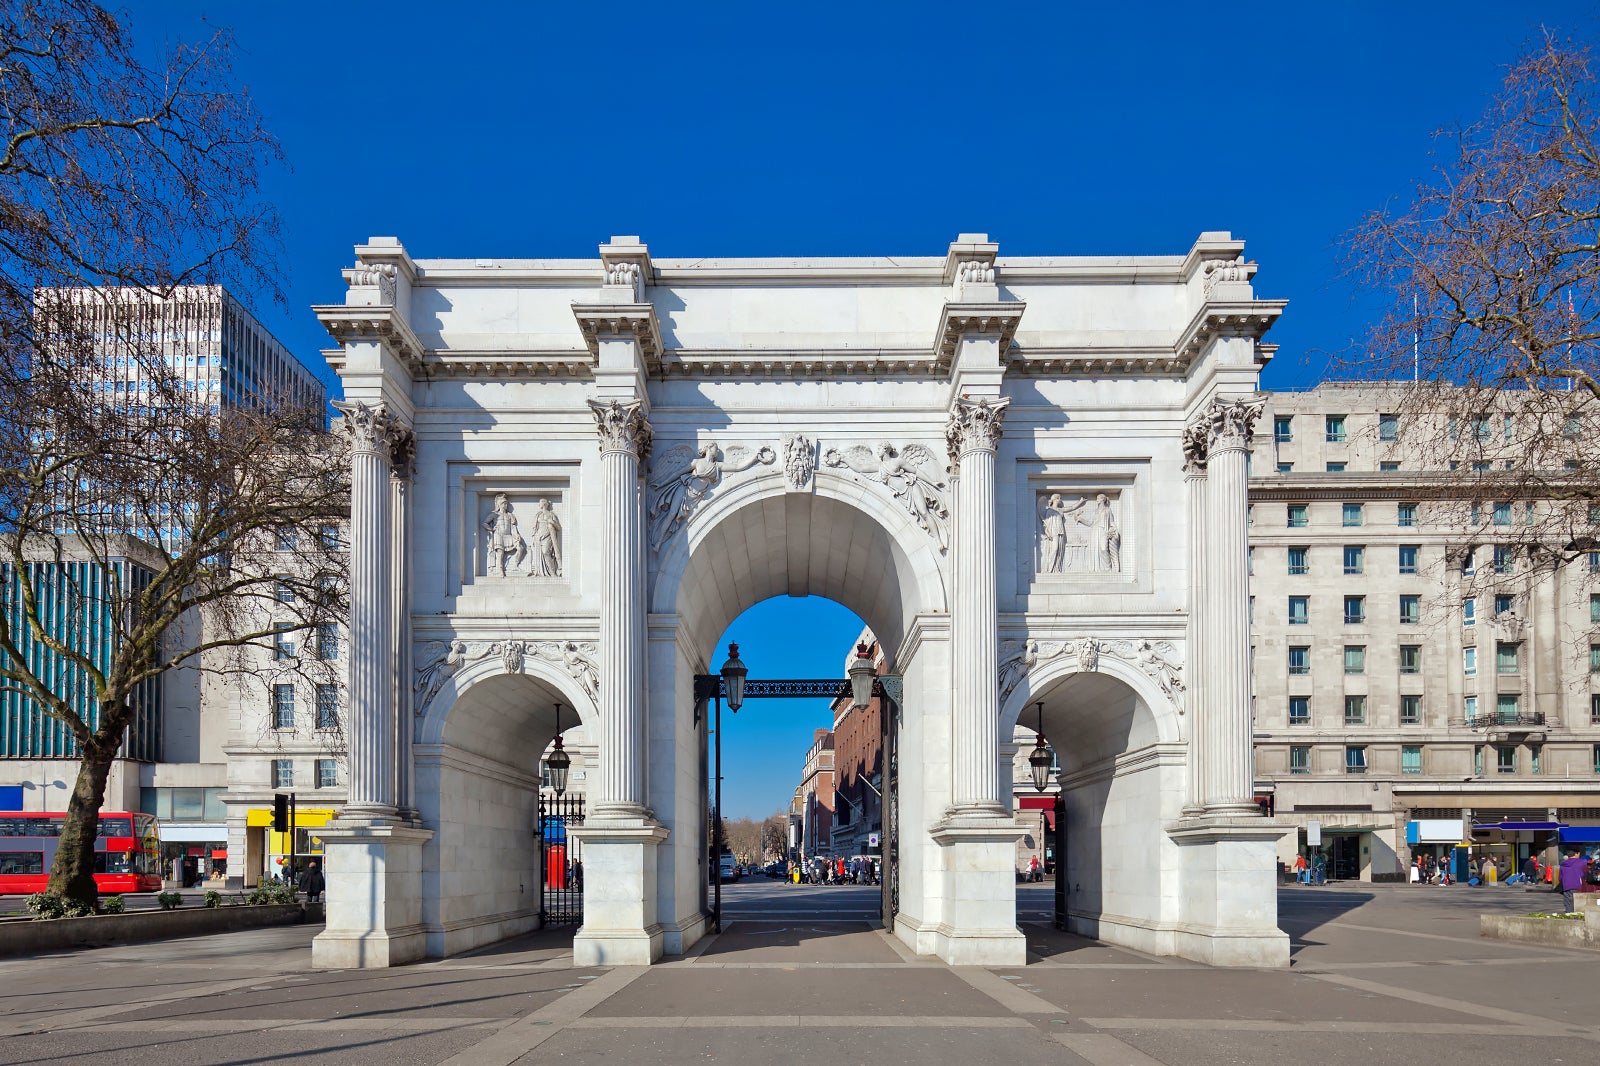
[46,712,123,909]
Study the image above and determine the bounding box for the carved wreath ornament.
[414,638,599,716]
[998,637,1185,714]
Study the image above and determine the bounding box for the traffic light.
[272,793,289,833]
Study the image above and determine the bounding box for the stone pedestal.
[569,818,670,966]
[927,816,1028,965]
[311,821,433,969]
[1167,815,1291,968]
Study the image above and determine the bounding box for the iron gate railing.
[539,792,584,925]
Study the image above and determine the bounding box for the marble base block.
[569,817,670,966]
[926,814,1029,966]
[312,821,433,969]
[1167,815,1292,968]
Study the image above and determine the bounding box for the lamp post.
[1028,702,1054,793]
[711,643,746,932]
[848,642,875,710]
[545,703,571,797]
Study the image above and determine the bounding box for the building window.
[1530,746,1542,775]
[1380,461,1401,472]
[1496,746,1517,774]
[1592,593,1600,624]
[1464,646,1478,676]
[1289,697,1310,724]
[316,759,338,789]
[1326,415,1347,443]
[1288,546,1309,575]
[1399,645,1421,674]
[1464,695,1478,723]
[1289,745,1309,774]
[1402,745,1422,774]
[1400,694,1422,724]
[1399,595,1421,624]
[1288,646,1310,675]
[1275,416,1293,443]
[272,759,293,789]
[275,577,295,604]
[1344,695,1366,725]
[1493,545,1514,574]
[1248,547,1254,575]
[1475,745,1485,776]
[1593,744,1600,774]
[1464,598,1476,626]
[1591,694,1600,725]
[1287,504,1308,528]
[1343,545,1364,575]
[1277,462,1293,473]
[1398,502,1418,527]
[1342,503,1363,527]
[1345,746,1367,774]
[1492,501,1511,526]
[1494,594,1515,616]
[1344,646,1366,674]
[1289,597,1309,625]
[1496,642,1519,674]
[276,529,298,552]
[317,623,338,661]
[1398,545,1419,575]
[316,684,339,730]
[273,625,294,660]
[1379,413,1399,441]
[1461,548,1477,576]
[1588,551,1600,574]
[1344,596,1365,625]
[1497,693,1520,720]
[1327,462,1346,472]
[320,525,341,551]
[1471,414,1491,442]
[272,684,294,730]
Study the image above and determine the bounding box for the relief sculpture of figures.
[528,499,562,577]
[483,494,526,577]
[1040,492,1121,573]
[649,441,776,551]
[822,443,949,552]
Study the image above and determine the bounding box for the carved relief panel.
[471,489,567,581]
[1038,490,1123,574]
[1013,460,1150,604]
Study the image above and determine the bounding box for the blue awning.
[1558,827,1600,844]
[1474,821,1564,832]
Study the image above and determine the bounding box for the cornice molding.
[314,304,426,371]
[933,301,1026,368]
[570,303,664,371]
[1173,300,1286,359]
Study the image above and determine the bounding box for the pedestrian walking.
[1559,850,1586,913]
[296,860,325,902]
[1293,853,1307,885]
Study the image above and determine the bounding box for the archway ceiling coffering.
[672,492,922,668]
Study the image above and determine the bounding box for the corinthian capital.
[588,399,652,460]
[1208,395,1265,453]
[387,423,417,478]
[1181,418,1210,474]
[333,400,394,456]
[945,396,1011,466]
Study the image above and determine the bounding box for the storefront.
[243,807,337,885]
[1405,819,1467,880]
[157,823,227,887]
[1469,819,1563,875]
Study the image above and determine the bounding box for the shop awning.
[210,849,227,860]
[1474,821,1564,832]
[1018,796,1055,811]
[1558,827,1600,844]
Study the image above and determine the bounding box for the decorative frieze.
[998,637,1186,714]
[414,637,600,716]
[648,441,777,550]
[588,399,652,460]
[822,442,950,552]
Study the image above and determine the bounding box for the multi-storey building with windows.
[1251,383,1600,881]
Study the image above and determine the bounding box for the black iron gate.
[539,792,584,925]
[1053,791,1068,930]
[879,676,902,930]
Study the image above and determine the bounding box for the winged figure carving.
[648,440,777,550]
[822,442,949,551]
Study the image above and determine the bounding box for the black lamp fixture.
[720,643,747,712]
[545,702,571,796]
[1028,702,1054,793]
[848,641,876,710]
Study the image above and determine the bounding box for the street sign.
[1306,820,1322,847]
[868,833,879,848]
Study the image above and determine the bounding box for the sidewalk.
[0,886,1595,1065]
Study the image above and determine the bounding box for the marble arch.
[310,231,1291,970]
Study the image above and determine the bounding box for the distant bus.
[0,811,162,894]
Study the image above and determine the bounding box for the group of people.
[1408,853,1454,886]
[1291,852,1328,885]
[793,856,878,885]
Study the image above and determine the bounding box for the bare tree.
[0,3,344,909]
[1346,31,1600,568]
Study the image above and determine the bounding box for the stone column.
[1202,396,1264,814]
[946,396,1010,813]
[587,398,652,815]
[389,428,416,819]
[1182,419,1209,816]
[335,401,398,817]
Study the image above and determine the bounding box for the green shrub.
[99,895,125,914]
[25,893,94,920]
[203,890,222,909]
[156,891,183,910]
[246,881,297,906]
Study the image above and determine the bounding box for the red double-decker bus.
[0,811,162,894]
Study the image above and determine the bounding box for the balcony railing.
[1462,711,1546,730]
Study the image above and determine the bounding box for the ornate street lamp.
[1028,702,1054,793]
[848,641,876,710]
[545,703,571,796]
[720,643,747,712]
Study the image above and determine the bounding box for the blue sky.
[127,1,1595,817]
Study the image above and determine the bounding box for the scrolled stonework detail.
[783,434,815,491]
[605,262,643,300]
[333,400,394,456]
[823,442,950,552]
[414,637,600,716]
[588,399,652,460]
[387,424,416,478]
[1181,418,1210,474]
[347,262,397,304]
[1208,395,1265,452]
[1201,256,1252,296]
[998,637,1186,715]
[945,396,1010,466]
[956,260,995,284]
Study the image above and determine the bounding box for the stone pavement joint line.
[568,1015,1033,1029]
[1052,1031,1168,1066]
[0,972,290,1039]
[434,963,649,1066]
[1304,970,1600,1039]
[951,966,1066,1014]
[1082,1018,1559,1036]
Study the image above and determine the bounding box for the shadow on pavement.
[1277,886,1373,956]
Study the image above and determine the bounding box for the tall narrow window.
[272,684,294,730]
[1530,746,1542,775]
[1289,746,1310,774]
[317,623,338,661]
[275,577,295,604]
[1464,598,1477,627]
[1289,597,1309,625]
[1343,545,1364,575]
[1398,545,1419,575]
[1288,646,1310,675]
[1463,647,1477,676]
[1326,415,1347,443]
[1492,501,1511,526]
[315,684,339,730]
[1287,546,1309,574]
[1345,746,1367,774]
[1344,695,1366,724]
[1397,502,1418,527]
[1592,694,1600,725]
[1493,545,1514,574]
[273,624,294,661]
[1343,646,1366,674]
[1274,416,1293,443]
[1496,746,1517,774]
[1400,694,1421,724]
[1399,595,1421,624]
[1289,697,1310,724]
[272,759,293,789]
[1399,645,1421,674]
[316,759,338,789]
[1344,596,1365,624]
[1402,746,1422,774]
[1464,695,1478,723]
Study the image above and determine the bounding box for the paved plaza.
[0,882,1595,1065]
